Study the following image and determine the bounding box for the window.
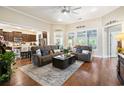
[87,30,97,49]
[54,31,63,48]
[67,29,97,49]
[68,32,75,48]
[76,31,87,45]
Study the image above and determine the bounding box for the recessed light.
[58,18,62,21]
[63,12,67,15]
[91,8,97,12]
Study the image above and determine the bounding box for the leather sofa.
[73,46,92,62]
[31,45,62,67]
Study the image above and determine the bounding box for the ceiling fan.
[60,6,82,15]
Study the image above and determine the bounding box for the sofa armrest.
[76,52,92,61]
[32,54,41,66]
[32,54,52,66]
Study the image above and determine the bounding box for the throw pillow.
[72,48,76,53]
[82,50,89,54]
[36,49,42,55]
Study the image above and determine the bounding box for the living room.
[0,1,124,90]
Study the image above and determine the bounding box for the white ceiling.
[8,6,119,24]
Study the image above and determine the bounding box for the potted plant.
[0,51,15,83]
[117,47,124,53]
[63,49,69,57]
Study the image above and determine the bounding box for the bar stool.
[21,45,29,59]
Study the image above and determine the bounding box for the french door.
[107,24,121,57]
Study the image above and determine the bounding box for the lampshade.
[115,32,124,40]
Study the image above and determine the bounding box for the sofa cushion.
[41,48,49,56]
[72,47,76,53]
[82,50,89,54]
[76,48,82,53]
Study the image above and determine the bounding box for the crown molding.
[3,6,53,24]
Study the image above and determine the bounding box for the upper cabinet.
[13,31,22,38]
[3,32,13,42]
[22,34,36,42]
[22,34,28,42]
[29,34,36,42]
[2,31,36,42]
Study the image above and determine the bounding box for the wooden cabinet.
[2,31,36,42]
[22,34,28,42]
[27,34,31,42]
[30,34,36,42]
[9,32,14,41]
[13,31,22,38]
[33,35,36,41]
[3,32,7,41]
[117,54,124,85]
[22,34,36,42]
[3,32,13,42]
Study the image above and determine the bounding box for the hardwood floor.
[0,57,121,86]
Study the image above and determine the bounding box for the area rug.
[19,61,83,86]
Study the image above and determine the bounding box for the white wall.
[50,24,67,45]
[66,18,103,57]
[102,6,124,57]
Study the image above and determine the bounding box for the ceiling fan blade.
[72,7,82,10]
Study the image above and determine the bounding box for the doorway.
[106,24,121,57]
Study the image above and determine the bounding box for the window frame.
[67,28,98,51]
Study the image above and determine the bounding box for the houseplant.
[63,48,70,57]
[0,51,15,83]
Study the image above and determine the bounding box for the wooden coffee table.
[52,54,76,69]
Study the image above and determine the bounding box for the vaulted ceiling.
[7,6,119,24]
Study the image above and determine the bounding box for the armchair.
[74,46,92,62]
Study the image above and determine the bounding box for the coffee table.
[52,54,76,69]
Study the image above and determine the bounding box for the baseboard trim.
[93,55,111,58]
[93,55,117,58]
[93,55,103,58]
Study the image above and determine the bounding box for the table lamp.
[115,33,124,52]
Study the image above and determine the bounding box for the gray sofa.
[73,46,92,62]
[31,45,62,67]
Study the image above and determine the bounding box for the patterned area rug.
[19,61,83,86]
